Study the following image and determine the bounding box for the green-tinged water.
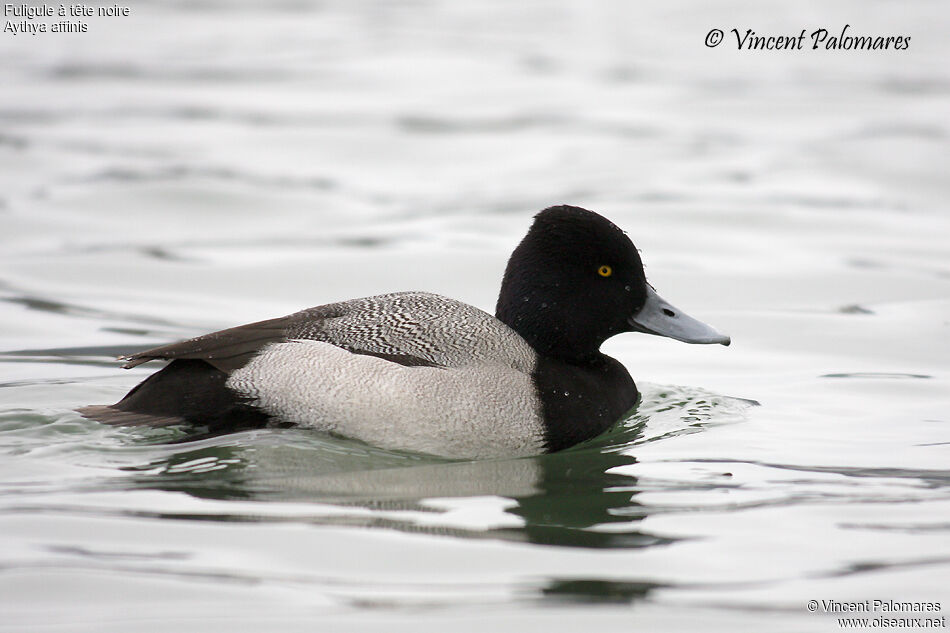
[2,1,949,631]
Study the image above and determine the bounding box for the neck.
[496,292,603,364]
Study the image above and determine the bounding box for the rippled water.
[2,1,949,631]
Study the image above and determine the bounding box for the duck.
[79,205,729,459]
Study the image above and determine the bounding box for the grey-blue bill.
[628,286,730,346]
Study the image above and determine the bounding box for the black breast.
[533,353,639,452]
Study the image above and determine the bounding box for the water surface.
[1,1,949,631]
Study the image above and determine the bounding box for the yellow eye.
[597,265,613,277]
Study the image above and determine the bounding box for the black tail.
[79,359,271,434]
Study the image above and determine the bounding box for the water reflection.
[120,429,673,550]
[111,384,754,549]
[497,449,672,549]
[539,578,668,605]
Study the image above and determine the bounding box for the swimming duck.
[80,205,729,458]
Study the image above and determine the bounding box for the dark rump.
[78,359,271,433]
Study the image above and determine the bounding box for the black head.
[496,205,730,362]
[496,205,648,361]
